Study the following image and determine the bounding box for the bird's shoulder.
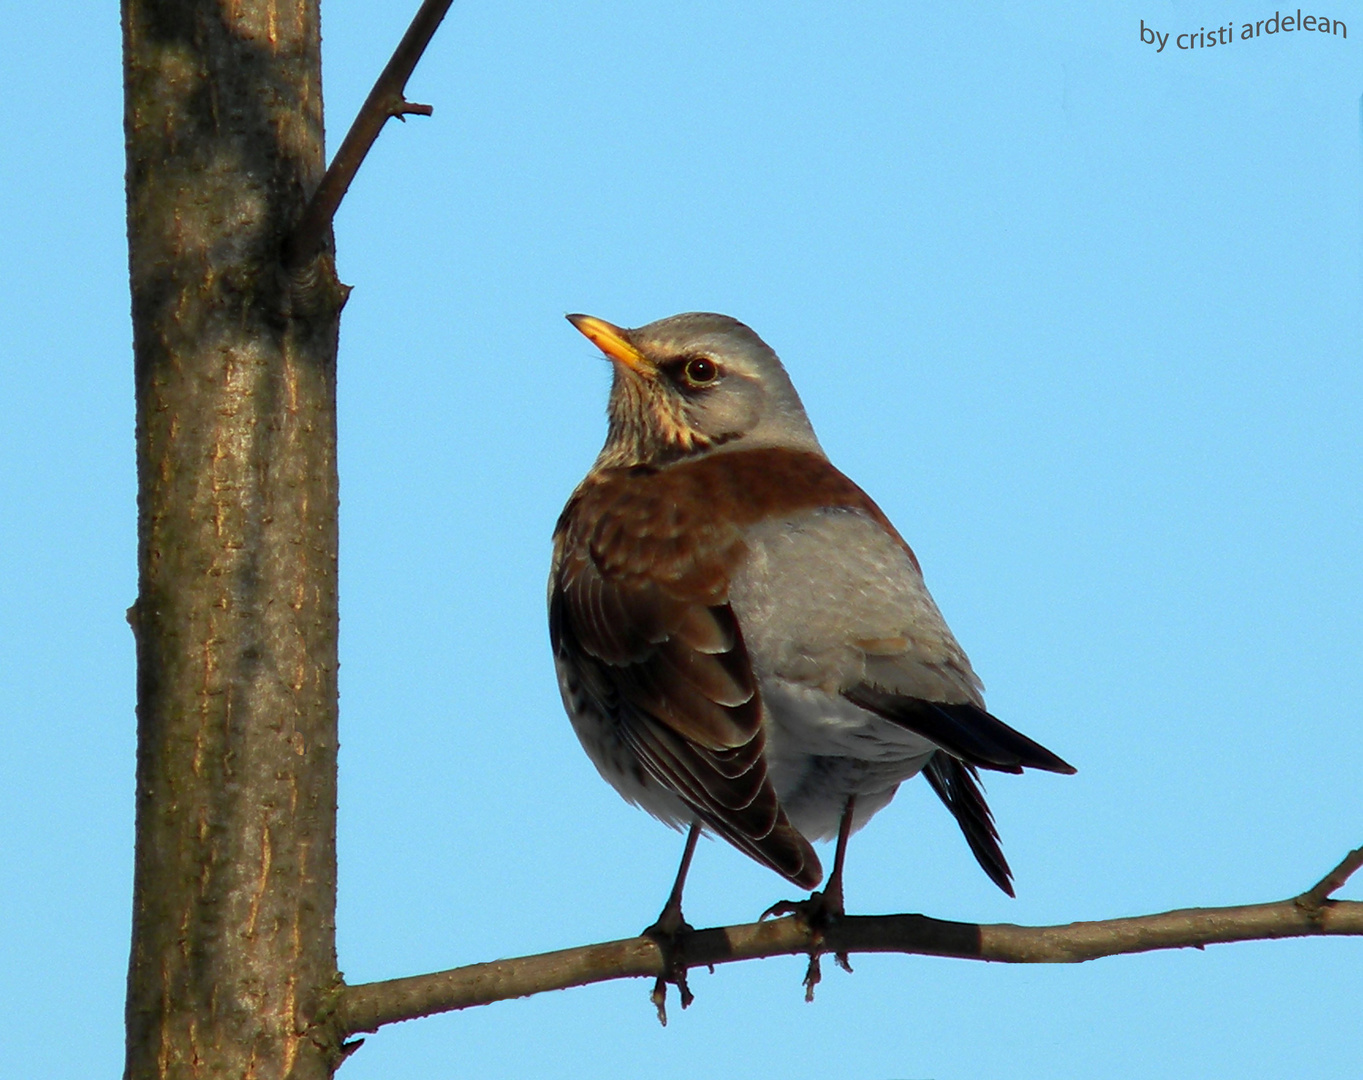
[553,446,918,596]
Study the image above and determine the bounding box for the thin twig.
[336,848,1363,1036]
[1295,844,1363,913]
[285,0,456,266]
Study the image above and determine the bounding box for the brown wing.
[551,466,821,889]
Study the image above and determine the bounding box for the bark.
[122,1,345,1076]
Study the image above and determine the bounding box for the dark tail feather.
[923,753,1015,896]
[844,687,1077,776]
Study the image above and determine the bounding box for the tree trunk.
[122,1,344,1076]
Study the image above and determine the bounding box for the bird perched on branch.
[549,312,1074,961]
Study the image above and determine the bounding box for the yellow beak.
[566,314,653,375]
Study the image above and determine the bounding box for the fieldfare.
[549,312,1074,979]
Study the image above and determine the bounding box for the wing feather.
[552,475,821,889]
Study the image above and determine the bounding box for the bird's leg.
[822,793,857,922]
[823,796,857,977]
[643,821,702,1024]
[762,796,858,999]
[762,796,856,924]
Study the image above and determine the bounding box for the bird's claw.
[803,952,822,1001]
[761,886,852,1001]
[649,970,694,1026]
[761,882,845,930]
[760,897,802,921]
[643,911,695,1025]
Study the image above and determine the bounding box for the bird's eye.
[682,356,719,387]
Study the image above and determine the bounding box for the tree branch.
[1296,844,1363,913]
[336,846,1363,1036]
[285,0,455,266]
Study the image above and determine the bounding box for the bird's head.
[568,312,823,469]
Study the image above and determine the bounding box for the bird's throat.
[598,377,712,469]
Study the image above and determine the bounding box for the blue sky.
[2,2,1360,1078]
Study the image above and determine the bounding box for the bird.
[548,311,1074,955]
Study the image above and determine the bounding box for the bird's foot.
[760,884,842,926]
[760,884,853,1001]
[642,905,695,1025]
